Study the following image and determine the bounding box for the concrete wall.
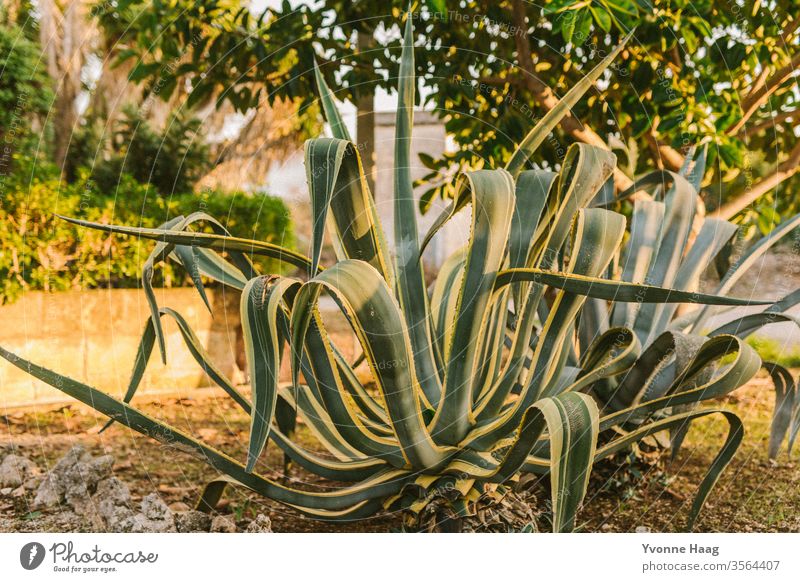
[0,288,243,408]
[264,109,467,270]
[373,110,470,268]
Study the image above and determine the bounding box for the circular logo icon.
[20,542,46,570]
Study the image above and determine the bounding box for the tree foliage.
[95,0,800,228]
[0,19,53,167]
[66,107,211,196]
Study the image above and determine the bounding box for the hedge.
[0,171,293,304]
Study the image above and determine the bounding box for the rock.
[245,514,273,533]
[635,526,651,533]
[175,510,212,533]
[33,474,62,508]
[0,488,11,496]
[210,515,236,533]
[0,444,13,463]
[11,486,26,498]
[95,478,134,530]
[168,501,191,512]
[118,494,176,533]
[32,446,130,531]
[0,454,37,488]
[34,446,113,513]
[141,494,171,520]
[23,476,41,491]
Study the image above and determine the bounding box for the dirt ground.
[1,370,798,533]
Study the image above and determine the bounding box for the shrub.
[65,107,211,197]
[0,171,293,304]
[0,14,781,532]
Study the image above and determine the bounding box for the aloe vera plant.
[0,14,777,532]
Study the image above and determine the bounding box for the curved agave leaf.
[58,215,312,269]
[504,393,600,532]
[600,335,760,430]
[603,331,705,412]
[437,392,599,533]
[591,407,741,530]
[541,392,599,532]
[0,346,414,515]
[241,276,301,472]
[431,169,515,446]
[303,138,395,285]
[290,260,452,469]
[762,363,798,459]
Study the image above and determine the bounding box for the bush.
[0,171,293,304]
[65,107,211,197]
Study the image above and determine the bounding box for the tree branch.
[727,51,800,136]
[739,109,798,138]
[712,140,800,219]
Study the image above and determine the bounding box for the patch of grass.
[747,336,800,367]
[581,371,800,532]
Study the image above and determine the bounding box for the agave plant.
[577,145,800,460]
[0,14,775,532]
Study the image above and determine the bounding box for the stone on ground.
[245,514,273,533]
[210,514,237,533]
[0,454,38,488]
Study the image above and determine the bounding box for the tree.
[88,0,316,191]
[90,0,800,226]
[0,10,53,174]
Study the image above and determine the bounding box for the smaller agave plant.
[581,145,800,460]
[0,13,781,531]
